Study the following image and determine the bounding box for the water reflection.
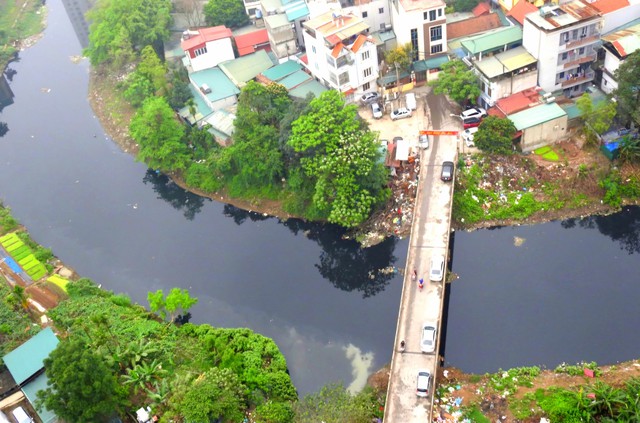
[561,206,640,254]
[223,204,270,225]
[142,169,209,220]
[59,0,93,48]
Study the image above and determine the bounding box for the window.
[362,50,370,60]
[559,71,565,79]
[431,44,442,54]
[429,10,436,20]
[363,82,371,91]
[326,54,336,68]
[561,52,568,60]
[430,26,442,41]
[410,28,418,60]
[379,7,384,13]
[338,71,350,85]
[312,46,316,54]
[362,11,368,18]
[329,73,338,84]
[364,67,372,77]
[194,46,207,56]
[579,47,585,55]
[562,32,569,42]
[336,55,349,68]
[581,26,587,37]
[438,8,442,16]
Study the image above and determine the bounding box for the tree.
[204,0,249,28]
[148,288,198,322]
[618,135,640,163]
[429,59,481,104]
[36,339,125,423]
[454,0,480,12]
[129,96,191,172]
[576,93,617,140]
[85,0,172,66]
[174,0,206,28]
[136,45,168,96]
[288,90,389,227]
[613,50,640,127]
[6,285,29,311]
[385,44,413,97]
[293,383,381,423]
[473,115,517,155]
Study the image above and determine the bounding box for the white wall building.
[303,11,379,100]
[180,26,235,72]
[523,0,603,97]
[590,0,640,35]
[599,22,640,94]
[390,0,447,60]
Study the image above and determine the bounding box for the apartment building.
[390,0,447,60]
[523,0,603,98]
[302,11,379,99]
[261,0,310,59]
[600,22,640,94]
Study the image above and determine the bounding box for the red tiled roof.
[473,2,491,16]
[507,0,538,26]
[300,54,308,64]
[591,0,629,13]
[447,13,502,40]
[331,43,344,58]
[489,87,542,116]
[234,29,269,56]
[181,26,233,51]
[350,34,368,53]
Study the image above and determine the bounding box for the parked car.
[462,127,478,147]
[429,254,445,281]
[419,134,429,150]
[391,108,412,120]
[406,92,417,110]
[416,370,431,397]
[441,161,454,182]
[462,116,482,129]
[460,107,487,120]
[360,92,379,105]
[371,102,383,119]
[11,407,33,423]
[420,322,437,353]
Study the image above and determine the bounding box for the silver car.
[391,107,412,120]
[419,134,429,150]
[360,92,380,105]
[416,370,431,397]
[429,254,445,282]
[420,322,437,354]
[371,102,383,119]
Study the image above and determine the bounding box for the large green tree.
[288,90,389,227]
[85,0,172,66]
[429,59,481,104]
[129,96,191,172]
[576,92,616,137]
[147,288,199,322]
[36,339,125,423]
[293,383,382,423]
[613,50,640,127]
[473,115,517,155]
[204,0,249,28]
[385,43,413,71]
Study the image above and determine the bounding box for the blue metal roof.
[3,327,58,385]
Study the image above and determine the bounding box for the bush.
[254,401,294,423]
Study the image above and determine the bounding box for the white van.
[405,93,417,111]
[11,407,33,423]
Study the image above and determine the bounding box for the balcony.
[560,34,600,51]
[561,70,594,88]
[562,53,596,69]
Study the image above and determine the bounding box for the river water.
[1,0,639,396]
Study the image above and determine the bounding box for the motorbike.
[399,340,406,353]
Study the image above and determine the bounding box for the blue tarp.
[5,257,21,273]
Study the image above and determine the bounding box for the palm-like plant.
[588,381,626,418]
[618,135,640,163]
[122,359,167,394]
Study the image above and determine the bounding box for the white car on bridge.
[429,255,445,282]
[420,322,437,354]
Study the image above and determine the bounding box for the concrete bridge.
[383,92,459,422]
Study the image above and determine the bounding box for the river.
[1,0,639,397]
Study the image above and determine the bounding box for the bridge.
[383,92,459,422]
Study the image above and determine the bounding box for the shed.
[218,50,275,88]
[460,25,522,57]
[395,138,410,161]
[508,102,568,151]
[189,67,240,111]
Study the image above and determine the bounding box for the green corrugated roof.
[289,79,328,99]
[262,60,302,81]
[3,327,58,385]
[509,102,567,130]
[461,26,522,55]
[219,50,275,87]
[378,70,411,85]
[278,70,312,89]
[189,68,240,103]
[22,374,57,423]
[413,55,449,72]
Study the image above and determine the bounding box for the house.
[522,0,603,98]
[600,21,640,94]
[181,26,235,72]
[258,60,328,98]
[3,327,59,423]
[472,2,491,17]
[508,102,568,151]
[218,50,276,88]
[302,11,379,99]
[473,45,538,108]
[390,0,448,61]
[590,0,640,35]
[234,29,271,56]
[487,86,544,117]
[261,0,310,58]
[189,67,240,111]
[507,0,538,26]
[460,25,523,61]
[447,13,503,41]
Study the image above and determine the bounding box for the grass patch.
[0,0,46,69]
[462,405,490,422]
[47,275,69,292]
[534,146,560,161]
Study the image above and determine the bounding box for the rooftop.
[398,0,445,13]
[509,102,567,130]
[447,13,503,39]
[3,327,59,385]
[189,67,240,103]
[507,0,538,26]
[234,29,269,56]
[489,87,543,117]
[474,45,536,78]
[219,50,275,87]
[460,25,522,54]
[524,0,602,31]
[181,26,233,51]
[473,2,491,16]
[591,0,629,14]
[603,22,640,58]
[262,0,310,22]
[289,79,328,98]
[304,11,369,43]
[262,60,303,81]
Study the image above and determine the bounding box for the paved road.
[383,91,459,422]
